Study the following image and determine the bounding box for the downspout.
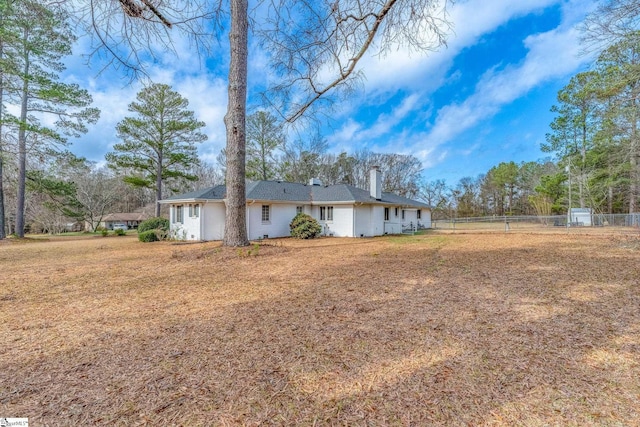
[353,202,362,237]
[352,205,356,237]
[199,200,204,241]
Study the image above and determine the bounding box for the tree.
[419,179,449,219]
[246,111,285,181]
[3,1,99,237]
[280,133,328,183]
[106,83,207,217]
[543,71,600,209]
[72,165,122,232]
[350,151,422,197]
[187,161,225,191]
[65,0,452,246]
[489,161,519,215]
[533,173,567,215]
[0,0,17,239]
[454,176,482,217]
[594,32,640,213]
[582,0,640,55]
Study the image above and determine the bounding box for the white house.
[160,168,431,241]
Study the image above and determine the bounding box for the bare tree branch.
[259,0,451,123]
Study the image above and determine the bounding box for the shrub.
[138,230,159,242]
[114,228,126,236]
[138,217,169,234]
[290,213,322,239]
[101,229,108,237]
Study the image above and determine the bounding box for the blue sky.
[63,0,599,187]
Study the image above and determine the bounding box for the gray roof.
[162,180,430,209]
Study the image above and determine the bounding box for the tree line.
[2,1,639,238]
[434,1,640,220]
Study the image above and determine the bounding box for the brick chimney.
[370,167,381,200]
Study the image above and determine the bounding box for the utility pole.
[566,159,572,229]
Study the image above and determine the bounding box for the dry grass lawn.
[1,230,639,425]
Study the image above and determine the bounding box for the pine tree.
[246,111,285,181]
[106,83,207,217]
[3,1,99,237]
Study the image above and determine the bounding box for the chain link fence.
[432,214,640,233]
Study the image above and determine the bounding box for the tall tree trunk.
[631,105,638,214]
[223,0,249,247]
[16,40,29,238]
[0,41,5,240]
[156,152,162,217]
[608,185,613,214]
[0,136,5,240]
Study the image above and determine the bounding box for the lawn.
[1,230,639,425]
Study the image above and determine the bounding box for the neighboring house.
[160,167,431,241]
[100,212,151,230]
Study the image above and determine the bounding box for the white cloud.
[359,0,560,95]
[425,23,591,150]
[322,0,598,174]
[60,0,599,179]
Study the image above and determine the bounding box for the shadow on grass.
[1,234,639,425]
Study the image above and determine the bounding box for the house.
[100,212,152,230]
[160,167,431,241]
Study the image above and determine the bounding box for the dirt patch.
[1,232,639,425]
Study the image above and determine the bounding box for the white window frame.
[296,206,303,215]
[320,206,333,221]
[189,203,200,218]
[402,209,405,220]
[261,205,270,223]
[417,209,422,219]
[384,207,389,221]
[175,205,184,223]
[395,207,399,217]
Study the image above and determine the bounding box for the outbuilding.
[569,208,592,226]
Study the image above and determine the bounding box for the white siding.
[321,205,353,237]
[181,203,201,240]
[402,209,418,231]
[354,205,372,237]
[420,209,432,229]
[169,204,190,240]
[247,203,299,239]
[382,206,402,234]
[371,205,385,236]
[202,202,225,241]
[168,200,431,241]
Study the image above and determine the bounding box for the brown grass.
[1,230,639,425]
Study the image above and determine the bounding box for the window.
[417,209,422,219]
[175,205,184,223]
[395,207,399,217]
[296,206,303,214]
[189,204,200,218]
[384,207,389,221]
[261,205,270,222]
[402,210,405,220]
[320,206,333,221]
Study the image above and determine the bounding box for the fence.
[432,214,640,233]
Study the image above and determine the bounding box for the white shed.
[569,208,592,226]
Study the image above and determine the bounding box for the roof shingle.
[162,181,430,208]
